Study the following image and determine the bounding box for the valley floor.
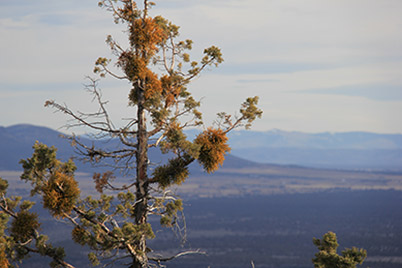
[1,167,402,268]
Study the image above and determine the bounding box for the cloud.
[1,0,402,133]
[299,85,402,102]
[217,62,335,75]
[237,78,279,84]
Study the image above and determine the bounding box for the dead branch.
[148,249,206,262]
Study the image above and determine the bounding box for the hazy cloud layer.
[1,0,401,133]
[300,85,402,101]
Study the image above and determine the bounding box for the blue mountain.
[1,124,401,171]
[0,124,258,172]
[226,129,402,170]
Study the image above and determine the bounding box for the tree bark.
[133,81,149,268]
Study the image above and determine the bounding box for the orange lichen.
[0,247,8,268]
[42,171,80,218]
[194,128,231,173]
[93,171,114,194]
[129,17,166,58]
[161,75,182,107]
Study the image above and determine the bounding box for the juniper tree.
[312,232,367,268]
[0,1,262,267]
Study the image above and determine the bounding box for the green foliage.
[0,178,8,195]
[99,194,114,211]
[19,200,35,211]
[202,46,224,66]
[71,226,90,246]
[154,16,180,39]
[313,232,339,255]
[20,142,58,194]
[20,142,76,197]
[0,144,80,266]
[312,232,367,268]
[160,199,183,227]
[88,252,100,266]
[36,234,50,254]
[18,143,80,218]
[121,223,155,243]
[5,196,22,212]
[0,209,10,268]
[116,191,136,217]
[10,210,40,243]
[160,124,189,153]
[240,96,263,129]
[48,247,66,268]
[159,123,201,158]
[153,156,191,188]
[0,210,9,233]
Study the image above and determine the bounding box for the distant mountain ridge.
[0,124,76,171]
[0,124,258,172]
[225,130,402,170]
[1,124,401,171]
[226,129,402,150]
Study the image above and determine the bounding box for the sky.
[1,0,402,134]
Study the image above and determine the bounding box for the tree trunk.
[133,81,149,268]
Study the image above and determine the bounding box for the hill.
[0,124,80,171]
[226,129,402,170]
[0,124,258,172]
[2,124,401,198]
[2,124,402,171]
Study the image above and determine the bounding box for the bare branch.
[45,100,119,134]
[100,64,130,80]
[162,44,170,73]
[169,36,176,71]
[148,249,206,262]
[100,0,126,22]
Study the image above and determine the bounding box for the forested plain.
[2,164,402,268]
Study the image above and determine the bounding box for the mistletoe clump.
[195,128,231,173]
